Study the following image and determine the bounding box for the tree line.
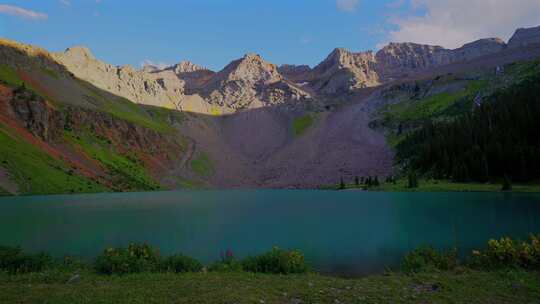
[395,72,540,183]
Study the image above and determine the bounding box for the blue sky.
[1,0,540,71]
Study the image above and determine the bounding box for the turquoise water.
[0,191,539,275]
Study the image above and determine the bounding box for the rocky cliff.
[307,48,380,94]
[508,25,540,48]
[53,47,185,109]
[43,25,540,112]
[197,53,311,109]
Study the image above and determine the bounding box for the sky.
[1,0,540,71]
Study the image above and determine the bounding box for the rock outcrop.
[53,47,185,109]
[375,43,452,81]
[163,61,214,91]
[6,24,538,115]
[197,53,311,109]
[508,25,540,48]
[299,37,510,93]
[10,88,64,142]
[278,64,312,82]
[451,38,506,62]
[306,48,380,94]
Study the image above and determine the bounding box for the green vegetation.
[190,153,214,177]
[0,270,539,303]
[95,244,162,275]
[0,64,23,87]
[380,80,487,147]
[401,247,457,274]
[39,67,59,80]
[396,71,540,184]
[0,186,8,196]
[386,80,486,122]
[241,247,309,274]
[505,58,540,81]
[161,254,203,274]
[333,177,540,192]
[0,126,107,195]
[64,130,160,192]
[0,246,52,274]
[80,81,177,133]
[2,238,540,303]
[470,235,540,270]
[292,113,315,137]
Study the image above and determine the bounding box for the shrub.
[241,247,309,274]
[408,171,419,188]
[401,246,457,273]
[161,254,202,273]
[469,235,540,270]
[0,246,53,274]
[208,249,243,272]
[501,175,512,191]
[95,243,160,275]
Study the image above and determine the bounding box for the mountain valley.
[1,25,540,194]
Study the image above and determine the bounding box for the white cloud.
[336,0,359,12]
[140,59,170,70]
[384,0,540,49]
[0,4,48,20]
[60,0,71,6]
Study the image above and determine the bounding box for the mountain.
[53,47,185,109]
[508,25,540,48]
[0,24,540,194]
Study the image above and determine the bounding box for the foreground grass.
[1,269,539,303]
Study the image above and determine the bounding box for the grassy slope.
[64,130,161,192]
[381,80,487,148]
[0,65,23,87]
[0,63,197,194]
[190,153,214,178]
[292,114,315,137]
[0,126,107,195]
[80,81,177,134]
[385,80,486,122]
[1,270,539,303]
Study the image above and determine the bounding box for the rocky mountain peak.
[62,46,96,62]
[195,53,310,109]
[307,48,379,94]
[171,60,208,74]
[451,38,506,62]
[214,53,282,85]
[508,25,540,48]
[141,64,161,73]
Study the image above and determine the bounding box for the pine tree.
[339,177,345,190]
[502,175,512,191]
[354,176,359,186]
[408,171,418,188]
